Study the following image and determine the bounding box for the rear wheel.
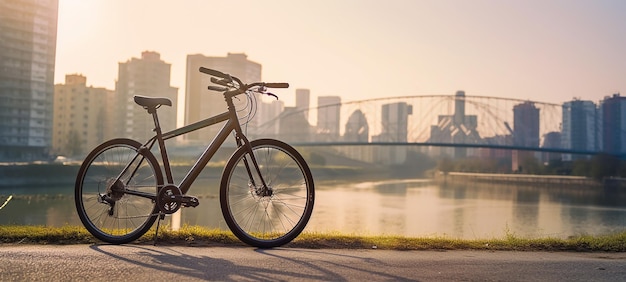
[75,138,162,244]
[220,139,315,248]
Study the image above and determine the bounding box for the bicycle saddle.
[133,95,172,108]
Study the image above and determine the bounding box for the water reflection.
[1,179,625,239]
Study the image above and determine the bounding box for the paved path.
[1,244,625,281]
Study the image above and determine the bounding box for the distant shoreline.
[0,163,383,188]
[436,171,626,189]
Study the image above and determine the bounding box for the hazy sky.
[55,0,626,108]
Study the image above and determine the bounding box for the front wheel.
[75,138,163,244]
[220,139,315,248]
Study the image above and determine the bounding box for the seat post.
[150,109,174,184]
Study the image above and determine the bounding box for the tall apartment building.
[600,94,626,155]
[185,53,261,141]
[53,75,114,157]
[373,102,413,142]
[372,102,413,165]
[512,101,540,172]
[542,131,562,162]
[257,99,284,137]
[115,51,178,141]
[316,96,341,142]
[0,0,58,161]
[295,89,310,123]
[513,101,540,147]
[279,107,313,142]
[562,99,598,160]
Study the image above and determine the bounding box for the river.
[1,178,625,239]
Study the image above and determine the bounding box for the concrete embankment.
[0,163,380,188]
[437,171,608,188]
[0,164,80,187]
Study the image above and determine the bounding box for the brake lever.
[266,92,278,100]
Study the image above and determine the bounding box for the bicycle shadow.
[88,244,331,281]
[254,248,415,281]
[88,244,416,281]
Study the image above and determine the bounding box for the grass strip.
[1,225,625,252]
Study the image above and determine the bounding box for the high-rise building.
[295,89,310,123]
[513,101,540,147]
[0,0,58,161]
[115,51,178,141]
[316,96,341,142]
[600,94,626,155]
[372,102,413,165]
[344,110,369,142]
[373,102,413,142]
[279,107,312,142]
[511,101,540,172]
[258,99,284,137]
[428,91,480,158]
[542,131,562,162]
[53,75,114,157]
[340,110,373,163]
[185,53,261,140]
[562,99,598,160]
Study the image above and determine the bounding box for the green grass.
[1,225,625,252]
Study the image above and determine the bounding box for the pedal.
[181,195,199,208]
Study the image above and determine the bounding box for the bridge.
[249,91,626,165]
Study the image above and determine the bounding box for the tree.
[590,154,620,181]
[308,152,326,166]
[64,130,82,157]
[438,157,454,174]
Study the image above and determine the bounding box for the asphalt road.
[1,244,625,281]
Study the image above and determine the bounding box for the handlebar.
[210,77,231,87]
[199,67,289,97]
[265,83,289,88]
[199,67,228,79]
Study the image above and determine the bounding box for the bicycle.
[74,67,315,248]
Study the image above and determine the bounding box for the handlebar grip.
[208,85,228,92]
[210,77,231,86]
[265,83,289,88]
[199,67,228,79]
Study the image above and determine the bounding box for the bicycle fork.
[237,135,272,197]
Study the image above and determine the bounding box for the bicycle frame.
[121,93,265,200]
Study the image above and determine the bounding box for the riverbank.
[0,162,383,188]
[436,171,626,188]
[1,225,625,252]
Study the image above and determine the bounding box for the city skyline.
[54,0,626,109]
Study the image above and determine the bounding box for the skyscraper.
[258,99,284,137]
[373,102,413,142]
[428,91,480,158]
[372,102,413,165]
[341,109,372,163]
[510,101,541,171]
[513,101,540,147]
[0,0,58,161]
[344,110,369,142]
[116,51,178,141]
[562,99,598,160]
[295,89,310,123]
[185,53,261,140]
[279,107,312,142]
[600,93,626,155]
[316,96,342,142]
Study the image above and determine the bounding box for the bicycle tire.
[220,139,315,248]
[75,138,163,244]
